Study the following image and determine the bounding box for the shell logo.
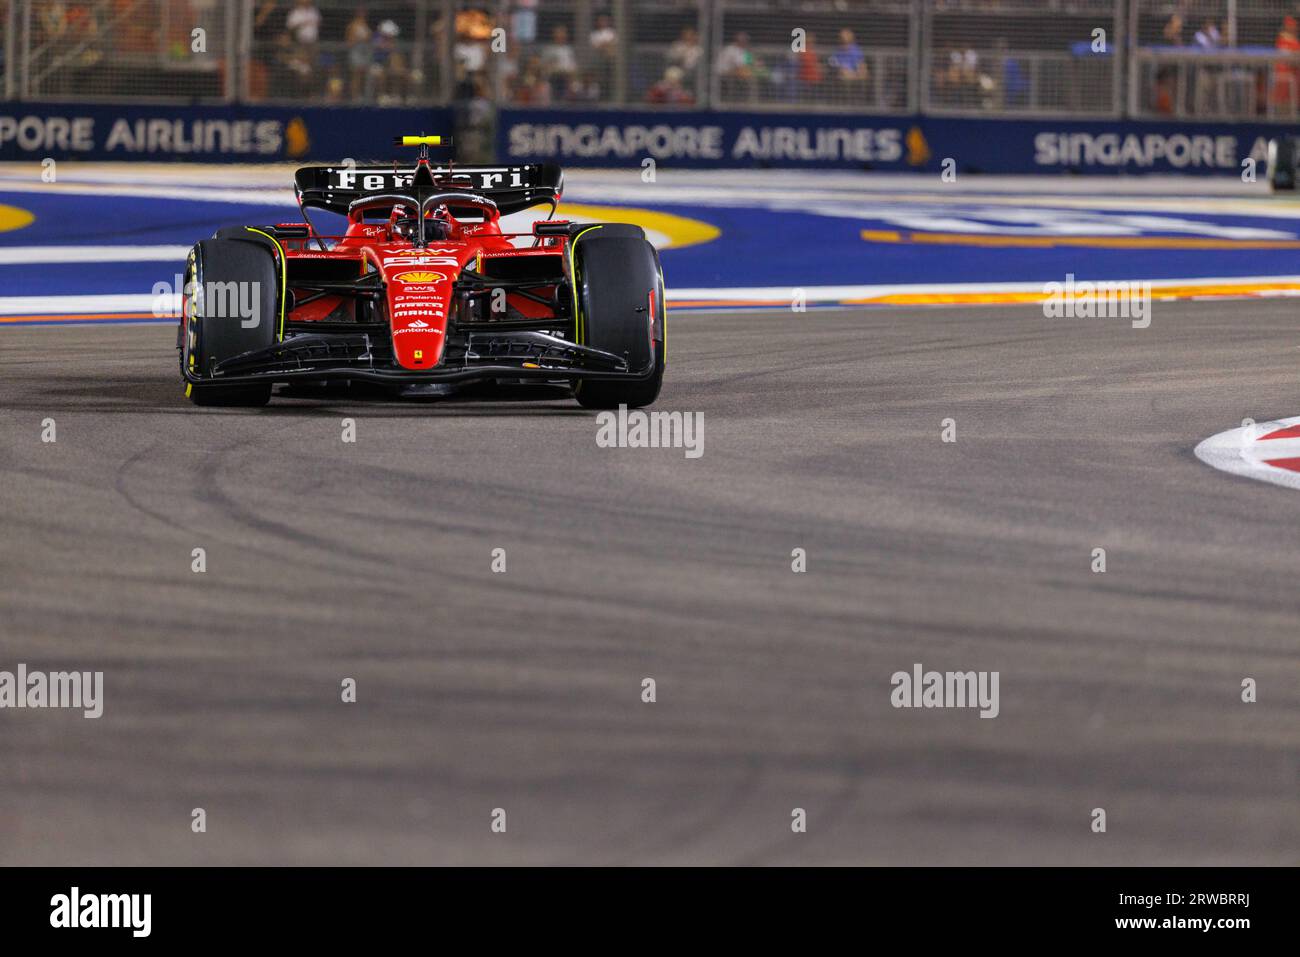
[394,271,447,283]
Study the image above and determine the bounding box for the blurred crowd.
[22,0,211,65]
[252,0,420,103]
[243,1,881,107]
[18,0,1300,120]
[713,28,874,105]
[1150,7,1300,116]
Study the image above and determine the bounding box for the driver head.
[392,213,452,244]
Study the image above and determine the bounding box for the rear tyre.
[572,233,665,410]
[181,237,279,407]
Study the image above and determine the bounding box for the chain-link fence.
[474,0,636,108]
[244,0,442,104]
[14,0,237,102]
[712,1,917,113]
[1128,0,1300,119]
[921,0,1123,117]
[626,2,709,107]
[3,0,1300,121]
[445,2,710,109]
[3,0,15,100]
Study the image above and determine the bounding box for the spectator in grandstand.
[280,0,319,97]
[795,31,825,102]
[454,8,493,68]
[1149,11,1187,113]
[562,70,603,103]
[541,25,579,100]
[285,0,321,48]
[667,26,703,76]
[272,29,315,100]
[460,73,496,163]
[345,7,373,102]
[995,38,1027,109]
[1194,18,1222,50]
[254,0,278,34]
[38,1,103,94]
[647,65,695,106]
[590,14,617,54]
[511,0,539,46]
[116,0,154,57]
[454,8,493,98]
[44,1,100,56]
[38,0,67,38]
[717,31,759,102]
[829,29,867,80]
[1273,15,1300,114]
[936,47,985,109]
[829,27,869,99]
[1162,12,1184,46]
[371,19,409,105]
[1191,18,1223,114]
[589,14,617,100]
[512,54,552,105]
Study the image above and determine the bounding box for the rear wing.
[294,163,564,218]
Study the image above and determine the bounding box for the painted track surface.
[1,301,1297,865]
[10,165,1300,319]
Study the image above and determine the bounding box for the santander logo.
[391,316,444,336]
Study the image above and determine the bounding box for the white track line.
[671,275,1300,301]
[2,164,1295,217]
[0,294,175,315]
[8,274,1300,317]
[0,245,189,264]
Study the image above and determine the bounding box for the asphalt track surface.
[1,301,1297,866]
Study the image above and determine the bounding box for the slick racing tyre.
[181,237,279,407]
[571,231,665,410]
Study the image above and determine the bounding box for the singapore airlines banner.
[0,101,1284,175]
[0,103,454,163]
[499,108,1283,176]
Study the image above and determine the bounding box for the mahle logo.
[393,271,447,283]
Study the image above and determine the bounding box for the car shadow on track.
[6,379,595,417]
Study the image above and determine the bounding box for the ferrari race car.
[178,135,665,408]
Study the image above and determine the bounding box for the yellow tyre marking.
[568,224,604,347]
[244,228,288,341]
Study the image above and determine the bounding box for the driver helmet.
[392,204,453,243]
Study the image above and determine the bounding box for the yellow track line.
[0,312,162,322]
[861,230,1300,250]
[846,281,1300,306]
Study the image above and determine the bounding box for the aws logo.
[393,271,447,283]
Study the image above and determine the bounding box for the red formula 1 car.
[178,135,664,408]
